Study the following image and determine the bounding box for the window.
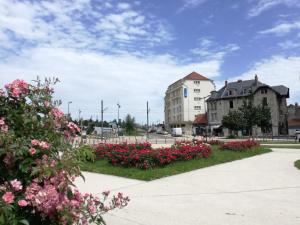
[194,80,200,85]
[262,97,268,106]
[194,89,200,93]
[229,90,233,95]
[194,106,201,110]
[229,100,233,108]
[194,97,201,101]
[261,89,268,94]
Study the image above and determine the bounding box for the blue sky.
[0,0,300,123]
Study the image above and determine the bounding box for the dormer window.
[261,88,268,94]
[228,90,233,95]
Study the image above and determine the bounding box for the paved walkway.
[75,148,300,225]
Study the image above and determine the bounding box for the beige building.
[164,72,215,135]
[207,75,289,136]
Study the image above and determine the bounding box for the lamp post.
[117,103,121,136]
[67,101,72,119]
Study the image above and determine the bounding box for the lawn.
[80,146,271,181]
[260,140,300,144]
[262,145,300,149]
[295,160,300,170]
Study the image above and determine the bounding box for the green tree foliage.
[222,100,271,135]
[123,114,136,135]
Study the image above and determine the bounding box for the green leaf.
[19,219,30,225]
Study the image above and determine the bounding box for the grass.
[260,140,300,144]
[80,146,271,181]
[295,160,300,170]
[262,145,300,149]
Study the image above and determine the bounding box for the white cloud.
[0,0,173,52]
[0,47,223,123]
[278,40,300,49]
[248,0,300,17]
[259,21,300,35]
[191,38,240,60]
[178,0,207,12]
[231,55,300,103]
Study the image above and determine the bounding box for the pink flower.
[0,118,4,125]
[44,101,50,107]
[1,125,8,133]
[51,108,64,119]
[67,122,80,133]
[18,199,28,207]
[88,205,96,214]
[29,147,37,155]
[31,139,40,146]
[0,88,5,97]
[5,79,29,98]
[39,141,50,149]
[10,179,23,191]
[2,192,14,204]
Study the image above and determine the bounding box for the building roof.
[207,76,289,101]
[194,113,207,124]
[183,71,210,81]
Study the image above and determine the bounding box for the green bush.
[295,160,300,170]
[75,145,96,162]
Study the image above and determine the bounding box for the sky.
[0,0,300,124]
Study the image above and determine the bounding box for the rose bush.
[0,79,129,225]
[94,141,212,169]
[220,140,260,151]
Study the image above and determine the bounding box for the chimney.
[254,74,258,85]
[225,80,228,87]
[237,79,242,83]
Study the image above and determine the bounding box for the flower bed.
[206,139,224,145]
[94,141,212,169]
[220,140,260,151]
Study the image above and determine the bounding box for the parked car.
[171,128,183,137]
[156,127,163,134]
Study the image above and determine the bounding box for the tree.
[239,101,257,135]
[222,110,244,134]
[123,114,136,135]
[222,100,272,136]
[256,105,272,133]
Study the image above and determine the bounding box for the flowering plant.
[220,140,260,151]
[94,141,212,169]
[0,79,129,225]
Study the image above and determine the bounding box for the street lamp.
[67,101,72,119]
[117,103,121,136]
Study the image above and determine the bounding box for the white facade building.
[164,72,215,135]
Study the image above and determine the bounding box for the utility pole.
[67,101,72,119]
[101,100,108,140]
[147,101,150,138]
[117,103,121,136]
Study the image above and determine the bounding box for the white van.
[171,128,183,137]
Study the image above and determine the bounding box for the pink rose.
[0,118,4,125]
[29,147,36,155]
[18,199,28,207]
[39,141,50,149]
[2,192,14,204]
[10,179,23,191]
[31,139,40,145]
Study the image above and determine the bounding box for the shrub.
[93,141,212,169]
[220,140,260,151]
[0,79,129,225]
[206,140,224,145]
[75,145,96,162]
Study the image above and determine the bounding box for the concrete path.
[75,148,300,225]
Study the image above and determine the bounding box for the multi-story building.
[164,72,215,135]
[206,75,289,136]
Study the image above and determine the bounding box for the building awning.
[194,113,207,125]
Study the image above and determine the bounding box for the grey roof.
[208,79,289,101]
